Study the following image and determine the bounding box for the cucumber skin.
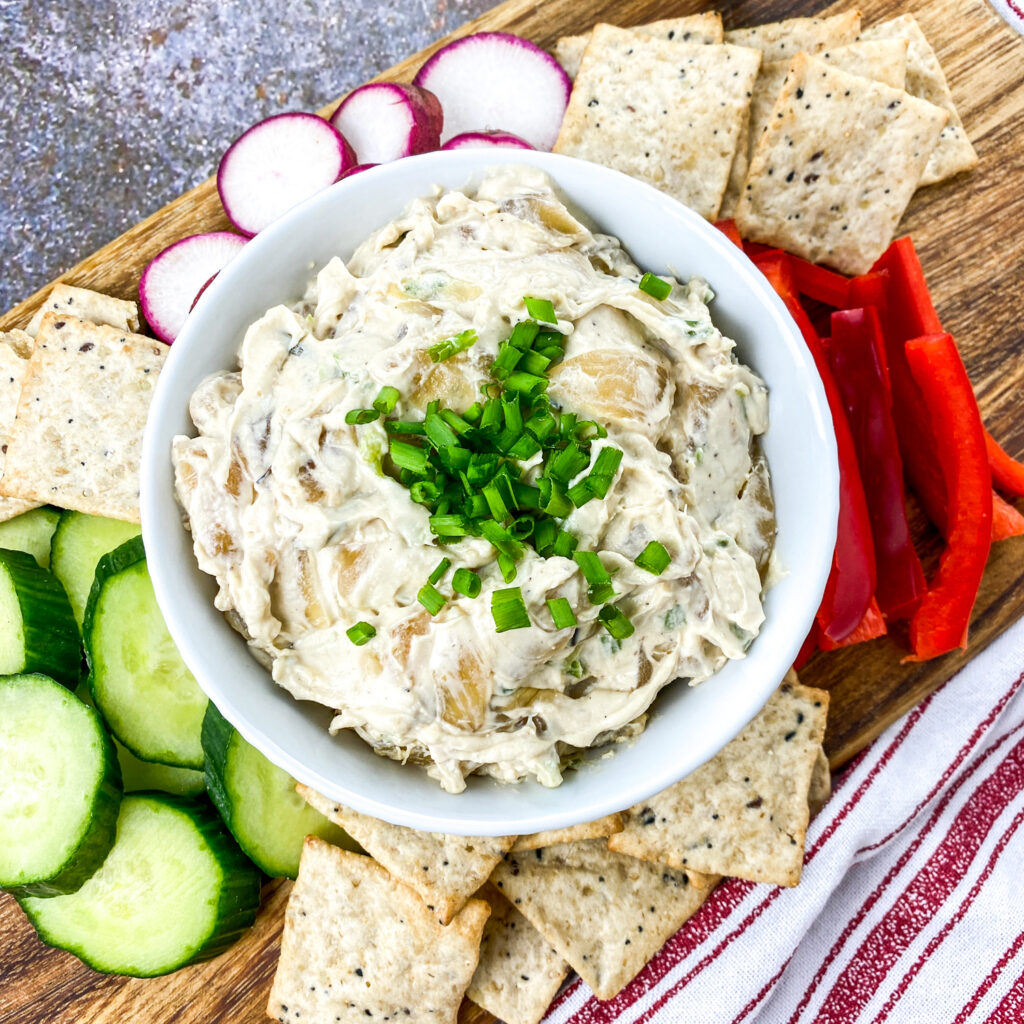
[0,548,81,689]
[2,674,123,899]
[21,792,262,976]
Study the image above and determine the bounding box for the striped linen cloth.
[543,617,1024,1024]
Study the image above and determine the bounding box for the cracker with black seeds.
[554,12,723,79]
[724,9,861,61]
[0,331,41,523]
[860,13,978,184]
[554,26,762,221]
[467,883,569,1024]
[490,839,715,1000]
[268,837,489,1024]
[25,283,140,338]
[298,784,515,925]
[512,812,623,852]
[808,747,832,820]
[735,53,947,275]
[0,315,165,521]
[608,674,828,887]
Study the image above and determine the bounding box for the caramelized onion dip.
[172,167,774,793]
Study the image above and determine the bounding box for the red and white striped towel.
[543,618,1024,1024]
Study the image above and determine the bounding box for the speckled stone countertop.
[0,0,502,313]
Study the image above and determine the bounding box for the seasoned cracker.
[808,747,832,820]
[0,315,164,521]
[268,837,489,1024]
[298,784,514,924]
[735,53,947,275]
[608,674,829,887]
[724,10,861,61]
[554,26,761,220]
[25,284,140,338]
[467,883,569,1024]
[512,812,623,852]
[860,13,978,184]
[554,12,723,79]
[0,329,33,360]
[491,839,714,1000]
[0,333,41,523]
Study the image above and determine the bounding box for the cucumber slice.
[84,537,208,769]
[0,547,81,688]
[20,793,261,976]
[116,739,206,797]
[0,506,61,567]
[203,703,355,879]
[0,673,122,897]
[50,511,141,631]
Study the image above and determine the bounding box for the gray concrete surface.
[0,0,502,312]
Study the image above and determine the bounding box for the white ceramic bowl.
[142,150,837,836]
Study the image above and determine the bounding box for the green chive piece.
[525,410,557,442]
[424,410,459,451]
[567,479,595,508]
[384,419,426,435]
[498,553,517,583]
[508,320,541,350]
[599,604,635,640]
[546,442,590,485]
[519,350,551,376]
[635,540,671,575]
[373,386,400,415]
[463,401,483,424]
[479,520,525,560]
[533,518,557,556]
[418,582,446,615]
[346,621,376,645]
[586,446,624,498]
[552,530,578,558]
[441,409,472,435]
[639,272,672,301]
[541,481,573,518]
[512,482,542,509]
[429,513,471,537]
[535,330,563,348]
[428,328,478,362]
[492,342,524,378]
[345,408,379,425]
[503,371,548,396]
[509,517,535,540]
[524,296,557,323]
[410,480,442,505]
[483,481,512,523]
[502,393,524,434]
[390,440,429,474]
[491,587,531,632]
[574,551,611,586]
[507,434,542,461]
[547,598,577,630]
[429,558,452,585]
[467,453,500,487]
[452,568,482,598]
[465,494,489,518]
[588,581,617,604]
[572,420,607,443]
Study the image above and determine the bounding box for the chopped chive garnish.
[390,440,429,474]
[524,296,557,323]
[585,446,624,498]
[512,482,542,509]
[429,513,471,537]
[441,408,472,434]
[410,480,442,504]
[346,621,376,645]
[567,479,595,508]
[452,568,482,598]
[535,330,563,348]
[498,552,517,583]
[428,557,451,585]
[424,410,459,450]
[588,581,617,604]
[525,409,557,442]
[540,480,573,518]
[509,517,535,540]
[546,442,590,485]
[639,272,672,301]
[373,386,400,414]
[574,551,611,587]
[479,397,503,432]
[599,604,635,639]
[572,420,607,443]
[507,434,542,461]
[491,587,531,632]
[503,371,548,396]
[519,350,551,376]
[552,530,578,558]
[483,481,512,523]
[428,328,478,362]
[345,408,379,425]
[508,320,541,350]
[635,540,671,575]
[418,582,446,615]
[463,401,483,424]
[547,598,577,630]
[492,342,523,378]
[479,519,525,560]
[533,518,557,556]
[384,419,426,435]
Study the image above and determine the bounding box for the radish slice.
[217,113,355,237]
[339,163,379,180]
[330,83,443,164]
[139,233,246,344]
[441,130,535,151]
[413,33,571,151]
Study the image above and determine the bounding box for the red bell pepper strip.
[790,255,851,308]
[755,252,877,642]
[817,597,887,651]
[829,307,925,620]
[903,333,993,661]
[793,626,819,671]
[985,430,1024,498]
[713,218,744,249]
[847,270,889,314]
[992,493,1024,541]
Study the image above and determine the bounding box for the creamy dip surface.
[172,167,774,793]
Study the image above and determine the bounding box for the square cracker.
[735,53,948,275]
[490,839,715,1000]
[512,812,623,852]
[0,315,165,521]
[724,10,861,61]
[554,26,761,221]
[298,784,514,924]
[268,837,489,1024]
[608,674,829,887]
[860,13,978,184]
[554,12,723,79]
[808,747,832,820]
[25,283,140,338]
[467,883,569,1024]
[0,332,41,523]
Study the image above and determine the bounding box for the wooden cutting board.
[2,0,1022,1022]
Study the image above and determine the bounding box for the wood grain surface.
[2,0,1022,1022]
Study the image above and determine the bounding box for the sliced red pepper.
[903,333,993,661]
[847,269,889,313]
[755,252,877,642]
[817,597,887,651]
[743,239,779,260]
[993,493,1024,541]
[828,307,925,620]
[985,429,1024,498]
[790,255,851,308]
[793,626,819,670]
[713,218,744,249]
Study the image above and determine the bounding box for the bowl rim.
[141,148,838,835]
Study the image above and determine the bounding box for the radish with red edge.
[441,130,534,151]
[217,112,355,237]
[329,83,442,164]
[140,233,246,344]
[339,163,379,180]
[413,33,571,151]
